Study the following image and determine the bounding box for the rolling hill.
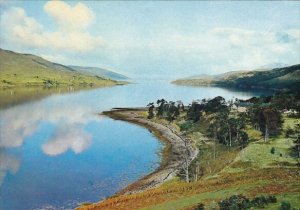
[0,48,127,87]
[172,64,300,91]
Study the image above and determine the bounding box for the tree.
[208,113,223,159]
[205,96,228,113]
[176,100,185,111]
[187,101,203,122]
[182,155,190,182]
[239,131,249,149]
[147,102,155,119]
[248,105,283,142]
[166,101,180,122]
[271,92,296,110]
[262,107,283,142]
[156,99,166,117]
[178,140,192,183]
[291,124,300,158]
[227,117,236,147]
[247,104,263,131]
[235,114,246,144]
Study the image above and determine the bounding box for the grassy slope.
[0,49,123,87]
[172,64,300,91]
[78,113,300,210]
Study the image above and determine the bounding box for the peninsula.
[80,93,300,210]
[103,108,198,194]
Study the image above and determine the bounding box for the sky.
[0,1,300,79]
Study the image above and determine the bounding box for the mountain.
[69,66,129,81]
[0,49,126,87]
[172,64,300,91]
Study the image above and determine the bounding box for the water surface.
[0,80,273,210]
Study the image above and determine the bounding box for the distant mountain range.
[172,64,300,91]
[0,48,128,87]
[69,66,129,81]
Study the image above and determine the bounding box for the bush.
[218,195,251,210]
[251,195,268,207]
[285,127,294,137]
[218,195,277,210]
[278,201,291,210]
[194,203,205,210]
[267,195,277,203]
[179,121,193,132]
[271,147,276,154]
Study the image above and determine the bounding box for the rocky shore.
[102,108,199,195]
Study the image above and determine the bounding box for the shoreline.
[102,108,199,195]
[0,81,128,89]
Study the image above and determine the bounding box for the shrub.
[278,201,291,210]
[179,121,193,132]
[285,127,294,137]
[271,147,276,154]
[218,195,251,210]
[251,195,268,208]
[194,203,205,210]
[267,195,277,203]
[218,195,277,210]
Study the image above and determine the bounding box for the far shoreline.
[102,108,199,195]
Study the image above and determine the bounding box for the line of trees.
[147,99,184,121]
[147,91,300,182]
[147,93,292,147]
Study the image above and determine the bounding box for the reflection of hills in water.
[0,86,98,109]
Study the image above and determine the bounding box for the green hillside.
[172,64,300,91]
[0,49,125,88]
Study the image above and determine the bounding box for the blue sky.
[1,1,299,79]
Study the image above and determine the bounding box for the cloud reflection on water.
[0,93,101,185]
[0,94,99,152]
[0,151,20,186]
[42,124,92,156]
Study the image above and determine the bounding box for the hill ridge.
[172,64,300,91]
[0,48,127,87]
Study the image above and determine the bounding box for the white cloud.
[44,1,94,32]
[0,2,103,52]
[145,27,300,71]
[42,125,92,156]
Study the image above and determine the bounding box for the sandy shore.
[102,108,199,195]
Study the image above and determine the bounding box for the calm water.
[0,80,273,210]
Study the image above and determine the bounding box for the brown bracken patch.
[77,168,299,210]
